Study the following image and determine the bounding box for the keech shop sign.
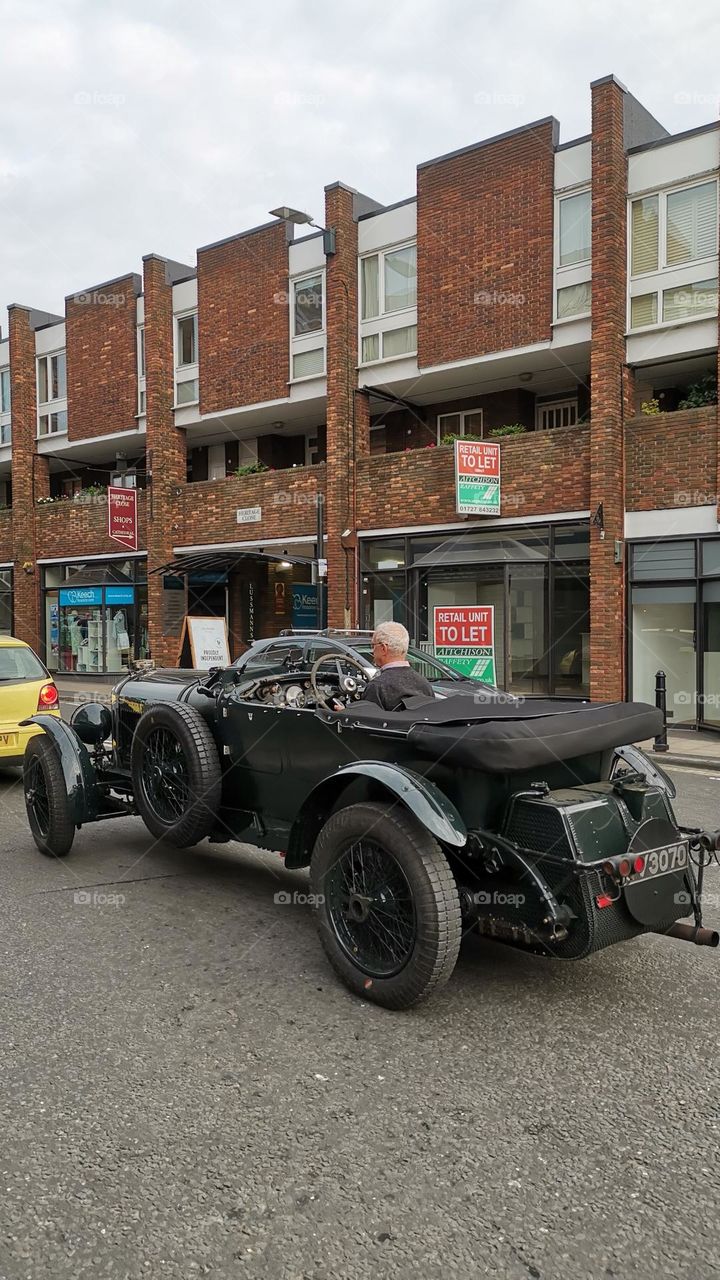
[454,440,500,516]
[107,486,138,550]
[434,605,496,682]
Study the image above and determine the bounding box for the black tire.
[24,735,76,859]
[130,702,222,848]
[310,801,462,1010]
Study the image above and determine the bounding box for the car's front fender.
[20,714,99,825]
[285,760,467,869]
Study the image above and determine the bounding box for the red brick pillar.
[8,306,49,649]
[324,184,369,628]
[589,77,628,702]
[143,255,187,666]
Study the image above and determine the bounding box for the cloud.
[0,0,718,326]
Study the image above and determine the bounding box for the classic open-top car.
[22,654,719,1009]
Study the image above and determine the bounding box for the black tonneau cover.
[329,697,662,773]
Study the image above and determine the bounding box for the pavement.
[1,754,719,1278]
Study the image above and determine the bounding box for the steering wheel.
[309,653,370,710]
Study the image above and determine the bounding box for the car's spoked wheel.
[130,702,222,848]
[23,735,76,858]
[311,801,462,1009]
[142,727,190,823]
[325,839,416,978]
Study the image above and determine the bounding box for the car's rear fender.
[285,761,467,869]
[20,714,99,825]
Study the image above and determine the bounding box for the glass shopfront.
[361,522,590,696]
[629,536,720,730]
[43,558,148,675]
[0,568,12,635]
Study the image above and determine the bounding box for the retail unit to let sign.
[433,605,496,683]
[107,486,138,550]
[454,440,500,516]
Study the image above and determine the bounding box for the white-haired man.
[361,621,434,711]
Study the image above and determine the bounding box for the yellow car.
[0,636,60,766]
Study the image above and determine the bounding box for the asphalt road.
[1,760,719,1280]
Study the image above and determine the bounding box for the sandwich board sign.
[433,605,496,683]
[178,616,231,668]
[454,440,500,516]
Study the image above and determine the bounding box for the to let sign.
[107,486,138,550]
[434,605,496,683]
[455,440,500,516]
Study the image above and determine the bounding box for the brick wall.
[198,222,290,413]
[356,426,590,528]
[625,408,718,509]
[66,273,141,440]
[178,465,326,546]
[417,119,557,367]
[34,492,147,560]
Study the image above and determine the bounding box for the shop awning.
[150,548,316,576]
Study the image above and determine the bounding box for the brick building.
[0,75,718,723]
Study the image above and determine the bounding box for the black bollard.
[653,669,669,753]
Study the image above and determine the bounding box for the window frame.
[557,189,591,269]
[36,349,68,438]
[359,240,418,366]
[553,185,592,325]
[630,178,719,281]
[0,367,10,444]
[174,310,199,408]
[137,326,146,416]
[436,408,485,444]
[291,272,325,339]
[535,398,579,431]
[289,268,327,383]
[627,177,719,333]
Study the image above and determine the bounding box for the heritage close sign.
[454,440,500,516]
[433,605,496,682]
[107,486,138,550]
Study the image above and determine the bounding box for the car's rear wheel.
[310,801,462,1010]
[130,703,222,848]
[24,735,76,858]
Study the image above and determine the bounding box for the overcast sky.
[0,0,718,330]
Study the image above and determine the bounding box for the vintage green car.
[21,655,718,1009]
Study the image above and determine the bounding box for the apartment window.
[437,409,484,443]
[361,334,379,363]
[293,275,323,335]
[175,312,199,406]
[556,281,591,319]
[631,181,718,276]
[662,278,718,323]
[38,411,68,437]
[558,190,591,267]
[293,348,325,379]
[536,399,578,431]
[37,350,68,436]
[0,369,10,415]
[38,352,67,404]
[382,325,417,359]
[630,293,658,329]
[137,327,146,415]
[362,244,417,319]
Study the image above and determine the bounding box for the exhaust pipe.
[658,922,720,948]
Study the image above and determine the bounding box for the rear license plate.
[631,841,689,881]
[0,732,18,746]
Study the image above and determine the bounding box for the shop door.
[424,566,506,686]
[631,585,696,727]
[507,564,548,695]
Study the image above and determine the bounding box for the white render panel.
[628,129,719,195]
[554,142,591,190]
[358,202,417,254]
[172,277,198,313]
[625,505,718,538]
[35,323,66,355]
[289,236,325,276]
[626,317,718,363]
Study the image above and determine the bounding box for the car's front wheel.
[130,703,222,848]
[310,801,462,1010]
[24,735,76,858]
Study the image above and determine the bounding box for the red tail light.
[633,855,646,874]
[617,857,631,879]
[596,894,614,909]
[37,682,59,710]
